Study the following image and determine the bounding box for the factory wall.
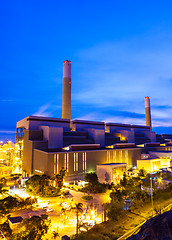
[17,116,70,131]
[22,130,48,176]
[32,148,142,181]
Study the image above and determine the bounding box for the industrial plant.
[15,61,172,184]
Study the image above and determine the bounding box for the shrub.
[81,195,93,201]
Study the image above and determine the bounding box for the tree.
[20,197,37,209]
[13,214,51,240]
[0,221,12,239]
[26,174,59,196]
[110,189,123,204]
[52,230,59,239]
[26,175,42,195]
[0,178,7,195]
[139,168,147,177]
[84,172,98,185]
[107,203,123,221]
[55,167,66,189]
[120,172,128,187]
[75,203,83,235]
[0,196,18,211]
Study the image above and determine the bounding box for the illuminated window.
[85,152,86,171]
[66,154,69,173]
[64,154,66,170]
[113,151,116,162]
[57,154,59,173]
[119,150,122,162]
[54,154,56,174]
[54,154,59,174]
[125,150,128,164]
[76,153,78,171]
[107,151,111,163]
[74,153,76,172]
[83,152,87,172]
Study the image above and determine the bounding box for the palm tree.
[75,203,83,235]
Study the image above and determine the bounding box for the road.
[9,187,110,239]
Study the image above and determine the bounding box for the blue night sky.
[1,0,172,142]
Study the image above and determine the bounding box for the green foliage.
[82,182,108,193]
[0,196,18,211]
[0,177,7,195]
[19,197,37,209]
[85,172,98,185]
[0,204,9,221]
[0,221,12,239]
[131,189,149,203]
[106,203,123,221]
[26,174,60,196]
[139,168,147,177]
[161,171,172,181]
[120,172,128,187]
[75,203,83,235]
[110,188,123,204]
[52,230,59,239]
[81,195,93,201]
[13,214,51,240]
[71,232,110,240]
[55,167,66,189]
[0,196,37,218]
[83,173,108,193]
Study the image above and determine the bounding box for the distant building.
[8,216,23,229]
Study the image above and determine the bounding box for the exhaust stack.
[144,97,152,131]
[62,60,71,119]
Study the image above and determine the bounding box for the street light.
[150,177,154,215]
[158,177,162,183]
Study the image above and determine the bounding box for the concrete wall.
[106,123,132,132]
[22,130,47,176]
[149,151,172,158]
[17,116,70,131]
[71,120,105,131]
[40,126,63,149]
[31,148,142,180]
[97,164,127,184]
[87,128,105,147]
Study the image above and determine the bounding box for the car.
[61,202,71,210]
[43,207,53,212]
[64,190,70,195]
[45,207,53,212]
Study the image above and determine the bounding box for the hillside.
[127,210,172,240]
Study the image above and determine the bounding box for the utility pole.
[150,177,154,215]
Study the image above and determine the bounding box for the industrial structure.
[145,97,152,131]
[62,60,71,120]
[16,61,172,184]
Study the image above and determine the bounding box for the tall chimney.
[144,97,152,131]
[62,60,71,119]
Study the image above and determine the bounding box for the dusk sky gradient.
[1,0,172,141]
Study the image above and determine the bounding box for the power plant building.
[16,61,172,183]
[16,115,171,183]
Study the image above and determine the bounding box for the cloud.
[32,103,53,117]
[32,103,61,117]
[0,130,16,134]
[72,32,172,129]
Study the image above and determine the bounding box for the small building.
[96,163,127,184]
[137,158,171,173]
[8,216,23,229]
